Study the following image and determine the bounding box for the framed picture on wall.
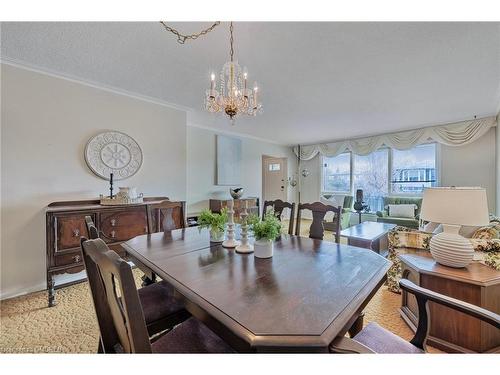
[216,135,242,185]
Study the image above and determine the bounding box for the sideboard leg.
[348,312,365,337]
[47,275,56,307]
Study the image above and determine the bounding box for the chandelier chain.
[160,21,220,44]
[229,22,234,62]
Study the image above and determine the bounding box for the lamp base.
[429,224,473,268]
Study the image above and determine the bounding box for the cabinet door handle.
[73,229,80,237]
[72,255,81,263]
[110,219,117,227]
[110,230,116,239]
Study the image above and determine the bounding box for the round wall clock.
[84,131,143,180]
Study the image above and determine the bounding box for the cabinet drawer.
[55,214,93,252]
[100,208,148,242]
[55,250,83,267]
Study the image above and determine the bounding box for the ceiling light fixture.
[205,22,262,125]
[161,21,262,125]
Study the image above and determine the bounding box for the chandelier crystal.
[205,22,262,124]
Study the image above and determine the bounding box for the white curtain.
[294,116,497,160]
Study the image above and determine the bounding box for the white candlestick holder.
[222,199,240,248]
[236,201,253,254]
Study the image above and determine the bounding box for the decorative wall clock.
[84,131,143,180]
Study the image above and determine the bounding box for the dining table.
[122,226,391,353]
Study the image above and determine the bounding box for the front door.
[262,156,287,202]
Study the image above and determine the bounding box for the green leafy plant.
[198,208,228,234]
[249,211,282,241]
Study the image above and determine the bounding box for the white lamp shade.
[420,187,489,227]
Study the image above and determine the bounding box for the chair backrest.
[147,200,186,233]
[262,199,296,235]
[81,237,152,353]
[296,202,342,242]
[84,216,99,239]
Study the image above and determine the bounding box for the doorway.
[262,156,288,203]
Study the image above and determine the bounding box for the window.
[268,163,281,171]
[353,149,389,211]
[322,153,351,193]
[392,143,437,194]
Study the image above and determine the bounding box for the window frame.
[320,152,353,195]
[319,143,440,199]
[389,142,440,196]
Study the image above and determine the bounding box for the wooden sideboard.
[399,254,500,353]
[45,197,184,307]
[209,198,260,223]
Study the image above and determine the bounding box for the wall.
[497,114,500,215]
[440,127,496,213]
[186,125,297,214]
[299,128,497,213]
[1,64,187,299]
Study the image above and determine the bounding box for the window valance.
[294,116,497,160]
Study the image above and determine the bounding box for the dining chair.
[80,222,190,339]
[80,237,234,353]
[295,202,342,242]
[147,200,186,233]
[330,278,500,353]
[84,216,99,239]
[262,199,296,235]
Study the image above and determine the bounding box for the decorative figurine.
[222,199,240,248]
[236,200,253,254]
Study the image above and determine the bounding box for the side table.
[399,253,500,353]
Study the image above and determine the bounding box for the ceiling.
[1,22,499,145]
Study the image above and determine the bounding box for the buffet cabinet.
[45,197,183,307]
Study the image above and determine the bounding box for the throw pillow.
[388,204,416,218]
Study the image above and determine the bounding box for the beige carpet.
[0,221,439,353]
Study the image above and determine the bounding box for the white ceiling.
[1,22,499,145]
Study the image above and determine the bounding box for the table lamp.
[420,187,489,268]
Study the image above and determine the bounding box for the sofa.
[376,197,422,229]
[386,216,500,293]
[321,194,353,230]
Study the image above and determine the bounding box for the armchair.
[322,194,353,230]
[330,279,500,353]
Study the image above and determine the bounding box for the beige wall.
[440,127,496,213]
[1,64,187,299]
[299,129,497,213]
[186,125,297,214]
[497,114,500,214]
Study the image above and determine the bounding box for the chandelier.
[205,22,262,124]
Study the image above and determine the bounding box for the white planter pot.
[209,228,224,243]
[254,239,274,258]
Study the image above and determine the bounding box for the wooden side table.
[399,254,500,353]
[340,222,396,254]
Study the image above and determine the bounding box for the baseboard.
[0,282,47,301]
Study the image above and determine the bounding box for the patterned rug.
[0,220,440,353]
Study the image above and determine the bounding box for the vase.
[254,239,274,258]
[210,228,224,243]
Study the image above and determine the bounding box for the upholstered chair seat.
[352,323,424,354]
[151,317,235,353]
[136,281,188,331]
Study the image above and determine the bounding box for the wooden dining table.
[122,227,391,353]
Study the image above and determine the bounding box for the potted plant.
[198,208,228,243]
[248,212,282,258]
